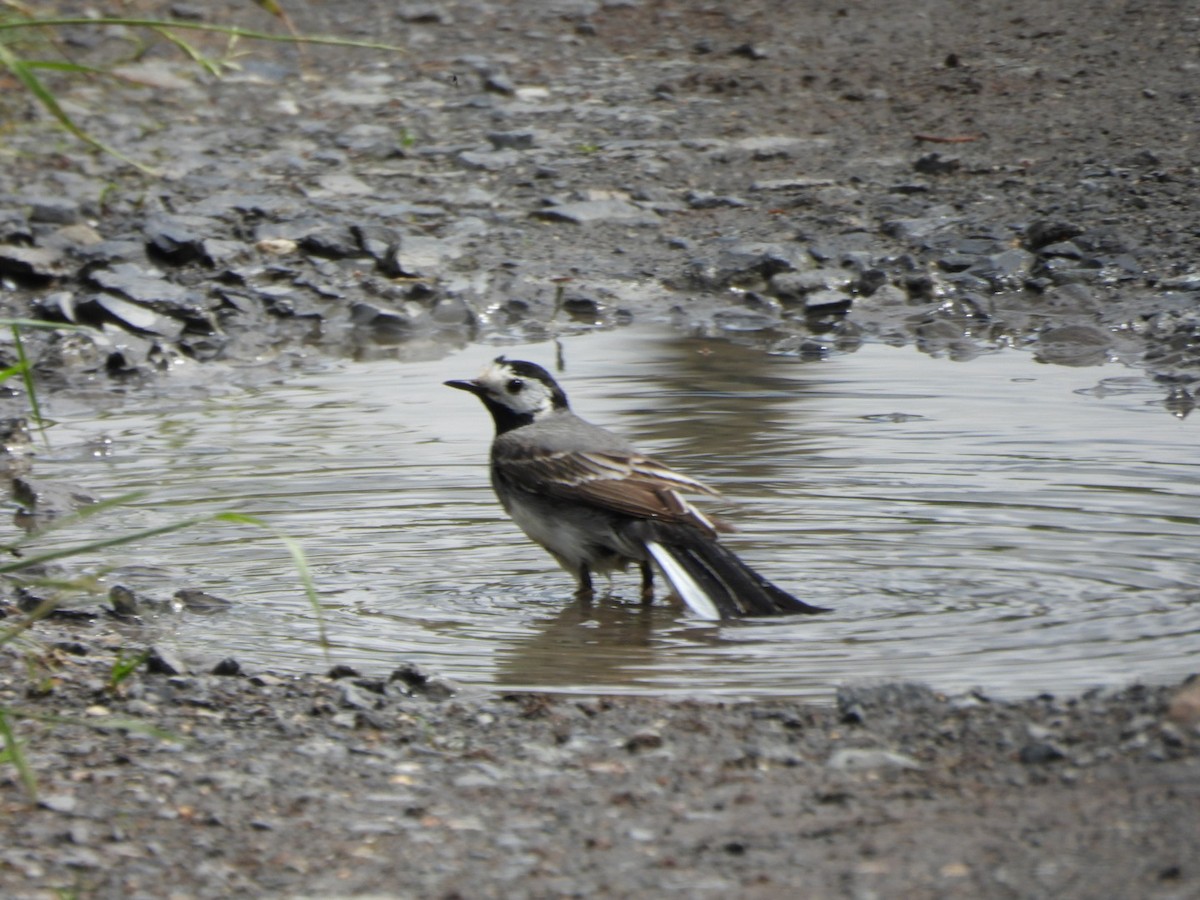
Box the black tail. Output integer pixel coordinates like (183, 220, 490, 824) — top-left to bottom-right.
(643, 529, 829, 620)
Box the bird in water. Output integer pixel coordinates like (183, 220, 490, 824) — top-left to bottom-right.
(446, 357, 829, 620)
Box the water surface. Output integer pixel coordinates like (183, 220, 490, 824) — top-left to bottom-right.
(29, 327, 1200, 700)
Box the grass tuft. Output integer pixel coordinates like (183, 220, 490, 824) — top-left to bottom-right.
(0, 7, 404, 173)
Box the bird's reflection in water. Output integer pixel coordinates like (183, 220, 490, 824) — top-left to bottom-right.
(492, 590, 720, 691)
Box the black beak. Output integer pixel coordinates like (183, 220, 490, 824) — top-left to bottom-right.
(444, 379, 483, 395)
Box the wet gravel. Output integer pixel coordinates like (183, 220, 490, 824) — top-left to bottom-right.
(3, 617, 1199, 899)
(2, 0, 1200, 896)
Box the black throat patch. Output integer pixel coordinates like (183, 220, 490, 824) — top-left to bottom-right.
(479, 395, 538, 434)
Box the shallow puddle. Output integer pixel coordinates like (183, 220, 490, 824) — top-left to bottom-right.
(26, 326, 1200, 700)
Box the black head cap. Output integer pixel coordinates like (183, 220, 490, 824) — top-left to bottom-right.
(446, 356, 570, 433)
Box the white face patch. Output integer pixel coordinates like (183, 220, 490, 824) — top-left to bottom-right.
(472, 359, 560, 418)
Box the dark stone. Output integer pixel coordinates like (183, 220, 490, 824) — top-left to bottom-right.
(299, 226, 362, 260)
(937, 253, 976, 273)
(338, 684, 375, 710)
(0, 208, 31, 242)
(913, 152, 961, 175)
(38, 794, 78, 815)
(52, 641, 89, 656)
(560, 295, 604, 321)
(483, 71, 516, 95)
(532, 200, 660, 227)
(169, 3, 205, 20)
(397, 3, 453, 24)
(146, 647, 186, 676)
(24, 197, 81, 225)
(179, 333, 228, 361)
(390, 663, 432, 690)
(350, 300, 422, 343)
(854, 268, 888, 296)
(352, 678, 389, 695)
(351, 224, 403, 263)
(74, 294, 186, 339)
(972, 248, 1036, 291)
(1026, 220, 1085, 250)
(1037, 240, 1083, 259)
(108, 585, 141, 617)
(174, 589, 233, 613)
(11, 476, 97, 518)
(389, 663, 456, 699)
(1158, 272, 1200, 292)
(681, 242, 806, 291)
(104, 331, 157, 376)
(375, 235, 451, 279)
(625, 732, 664, 753)
(837, 683, 940, 723)
(804, 290, 853, 315)
(1035, 256, 1103, 286)
(770, 268, 852, 302)
(1018, 741, 1066, 765)
(211, 658, 242, 676)
(685, 191, 748, 209)
(145, 216, 215, 266)
(74, 238, 148, 266)
(1162, 386, 1195, 418)
(87, 264, 190, 307)
(32, 290, 79, 323)
(731, 42, 769, 60)
(839, 704, 864, 726)
(0, 244, 66, 281)
(487, 130, 535, 150)
(376, 242, 410, 279)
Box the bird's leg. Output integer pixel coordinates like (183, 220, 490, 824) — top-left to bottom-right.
(575, 565, 594, 601)
(639, 562, 655, 604)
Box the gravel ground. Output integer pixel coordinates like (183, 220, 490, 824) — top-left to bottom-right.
(2, 620, 1199, 900)
(2, 1, 1199, 897)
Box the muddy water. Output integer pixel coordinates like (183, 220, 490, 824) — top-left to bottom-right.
(28, 326, 1200, 700)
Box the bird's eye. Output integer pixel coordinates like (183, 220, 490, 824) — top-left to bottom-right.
(506, 378, 524, 394)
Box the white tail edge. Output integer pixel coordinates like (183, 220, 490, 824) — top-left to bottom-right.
(646, 540, 722, 621)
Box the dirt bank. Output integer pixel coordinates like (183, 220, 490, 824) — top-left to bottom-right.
(3, 617, 1199, 899)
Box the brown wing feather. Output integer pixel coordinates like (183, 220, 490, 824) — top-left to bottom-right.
(497, 447, 730, 532)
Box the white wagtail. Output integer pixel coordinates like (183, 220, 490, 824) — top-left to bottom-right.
(445, 357, 829, 620)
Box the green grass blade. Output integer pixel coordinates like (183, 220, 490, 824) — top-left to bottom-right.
(0, 319, 97, 332)
(10, 324, 45, 437)
(109, 648, 150, 689)
(0, 516, 211, 575)
(3, 490, 152, 555)
(0, 13, 402, 175)
(150, 26, 221, 77)
(253, 0, 289, 18)
(4, 707, 182, 743)
(0, 17, 404, 54)
(0, 359, 29, 384)
(20, 59, 109, 76)
(0, 43, 158, 175)
(0, 709, 38, 799)
(216, 512, 329, 658)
